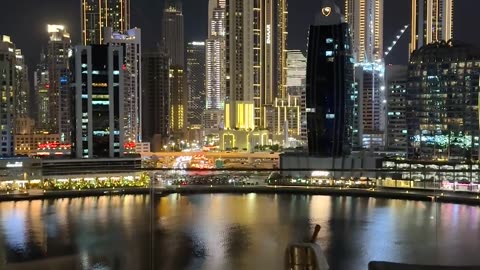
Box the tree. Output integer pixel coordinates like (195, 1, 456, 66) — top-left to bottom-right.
(271, 144, 280, 152)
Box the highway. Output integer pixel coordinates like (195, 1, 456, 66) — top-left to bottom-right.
(141, 151, 280, 160)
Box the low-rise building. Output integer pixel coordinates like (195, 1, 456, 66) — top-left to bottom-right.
(14, 133, 60, 156)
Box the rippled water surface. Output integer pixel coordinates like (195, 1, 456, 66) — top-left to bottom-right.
(1, 194, 480, 270)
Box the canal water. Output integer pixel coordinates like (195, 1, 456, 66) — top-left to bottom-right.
(1, 194, 480, 270)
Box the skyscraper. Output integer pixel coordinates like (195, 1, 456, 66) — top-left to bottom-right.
(205, 0, 226, 130)
(186, 41, 206, 127)
(103, 27, 142, 143)
(163, 0, 187, 140)
(224, 0, 288, 130)
(276, 0, 289, 99)
(306, 0, 354, 157)
(286, 50, 307, 143)
(344, 0, 386, 149)
(355, 64, 386, 149)
(46, 25, 71, 142)
(71, 45, 125, 158)
(169, 68, 186, 136)
(410, 0, 454, 52)
(0, 35, 16, 156)
(142, 49, 170, 151)
(81, 0, 130, 45)
(162, 0, 185, 67)
(386, 65, 408, 153)
(14, 49, 29, 119)
(345, 0, 384, 63)
(208, 0, 226, 38)
(34, 53, 49, 131)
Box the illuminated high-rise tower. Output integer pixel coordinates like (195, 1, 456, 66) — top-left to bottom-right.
(205, 0, 226, 130)
(46, 25, 71, 142)
(410, 0, 453, 52)
(0, 35, 17, 156)
(224, 0, 288, 130)
(345, 0, 384, 63)
(81, 0, 130, 45)
(14, 49, 30, 119)
(186, 42, 206, 127)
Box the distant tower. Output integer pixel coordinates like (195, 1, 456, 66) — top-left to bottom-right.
(162, 0, 185, 67)
(163, 0, 187, 139)
(410, 0, 453, 52)
(345, 0, 383, 63)
(286, 50, 307, 142)
(142, 49, 171, 151)
(34, 53, 50, 131)
(81, 0, 130, 45)
(46, 25, 71, 142)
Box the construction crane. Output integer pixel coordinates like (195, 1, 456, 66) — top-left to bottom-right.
(384, 24, 409, 57)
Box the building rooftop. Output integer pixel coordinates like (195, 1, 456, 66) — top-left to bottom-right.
(410, 40, 480, 62)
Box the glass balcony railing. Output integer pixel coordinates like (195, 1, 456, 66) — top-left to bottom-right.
(1, 168, 480, 269)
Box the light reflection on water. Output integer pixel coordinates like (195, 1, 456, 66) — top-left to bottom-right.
(0, 194, 480, 270)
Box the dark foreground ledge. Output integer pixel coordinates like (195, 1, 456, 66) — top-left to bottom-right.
(369, 261, 480, 270)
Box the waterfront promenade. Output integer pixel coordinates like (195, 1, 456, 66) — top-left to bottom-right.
(1, 185, 480, 205)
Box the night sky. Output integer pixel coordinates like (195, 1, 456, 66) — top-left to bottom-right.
(1, 0, 479, 72)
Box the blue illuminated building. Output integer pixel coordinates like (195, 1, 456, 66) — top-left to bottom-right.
(70, 44, 125, 158)
(305, 0, 355, 157)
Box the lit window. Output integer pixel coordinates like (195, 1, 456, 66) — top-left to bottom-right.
(326, 38, 334, 44)
(326, 114, 335, 119)
(325, 51, 333, 57)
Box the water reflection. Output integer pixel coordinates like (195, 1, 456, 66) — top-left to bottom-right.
(1, 194, 480, 270)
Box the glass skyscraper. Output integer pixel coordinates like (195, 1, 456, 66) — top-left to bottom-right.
(407, 42, 480, 161)
(306, 0, 354, 157)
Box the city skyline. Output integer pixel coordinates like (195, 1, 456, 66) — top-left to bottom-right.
(1, 0, 480, 158)
(3, 0, 480, 72)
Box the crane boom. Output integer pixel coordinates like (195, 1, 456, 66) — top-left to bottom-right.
(384, 25, 409, 57)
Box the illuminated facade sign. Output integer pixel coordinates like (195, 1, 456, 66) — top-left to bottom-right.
(266, 24, 271, 44)
(322, 7, 332, 17)
(6, 162, 23, 168)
